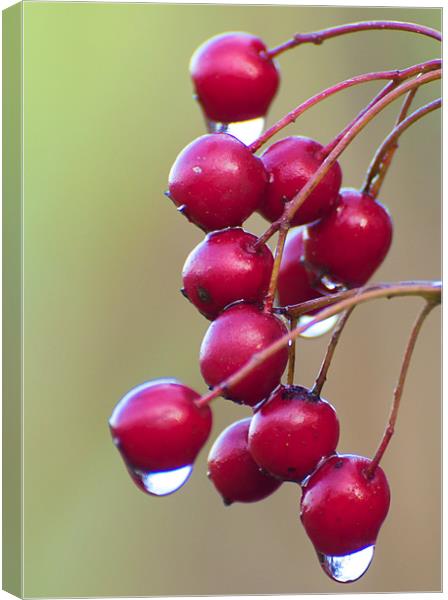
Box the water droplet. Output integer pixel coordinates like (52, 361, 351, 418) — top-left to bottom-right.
(318, 274, 348, 294)
(298, 314, 339, 338)
(206, 117, 265, 146)
(317, 545, 375, 583)
(130, 465, 193, 496)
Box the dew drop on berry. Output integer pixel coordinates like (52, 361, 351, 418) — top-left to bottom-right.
(298, 314, 339, 339)
(206, 117, 265, 146)
(130, 464, 193, 496)
(317, 545, 375, 583)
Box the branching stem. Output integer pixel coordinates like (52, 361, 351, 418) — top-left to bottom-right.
(363, 98, 441, 197)
(311, 307, 355, 396)
(266, 21, 441, 59)
(249, 60, 440, 154)
(256, 69, 441, 246)
(287, 317, 298, 386)
(195, 281, 441, 408)
(263, 225, 288, 312)
(366, 301, 437, 478)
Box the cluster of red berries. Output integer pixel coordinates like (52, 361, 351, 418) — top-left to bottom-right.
(110, 31, 396, 583)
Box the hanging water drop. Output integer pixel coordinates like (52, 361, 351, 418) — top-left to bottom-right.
(317, 545, 375, 583)
(318, 274, 348, 294)
(298, 314, 339, 338)
(206, 117, 265, 146)
(130, 464, 193, 496)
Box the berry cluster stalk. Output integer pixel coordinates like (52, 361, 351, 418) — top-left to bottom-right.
(265, 20, 441, 59)
(366, 300, 437, 477)
(311, 307, 355, 396)
(363, 98, 441, 197)
(249, 59, 440, 154)
(195, 281, 441, 408)
(256, 68, 441, 246)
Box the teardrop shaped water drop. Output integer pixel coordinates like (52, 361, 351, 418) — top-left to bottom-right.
(130, 465, 193, 496)
(318, 274, 349, 294)
(317, 545, 375, 583)
(206, 117, 265, 146)
(298, 314, 339, 338)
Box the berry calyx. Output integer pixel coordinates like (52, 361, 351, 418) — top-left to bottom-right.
(248, 385, 339, 482)
(304, 188, 393, 288)
(300, 454, 390, 556)
(258, 136, 343, 226)
(199, 303, 289, 406)
(208, 418, 282, 504)
(182, 228, 274, 320)
(168, 133, 268, 231)
(278, 227, 323, 308)
(109, 379, 212, 492)
(190, 32, 280, 123)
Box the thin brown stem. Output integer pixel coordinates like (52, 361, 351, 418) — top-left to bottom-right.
(287, 317, 298, 386)
(195, 281, 441, 408)
(256, 69, 440, 244)
(366, 301, 437, 478)
(263, 225, 288, 312)
(266, 21, 441, 59)
(278, 280, 441, 318)
(362, 86, 419, 198)
(321, 79, 399, 158)
(311, 307, 355, 396)
(363, 98, 441, 197)
(249, 60, 440, 154)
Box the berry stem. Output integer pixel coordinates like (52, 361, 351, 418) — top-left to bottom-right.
(263, 225, 288, 312)
(311, 307, 355, 397)
(287, 316, 298, 386)
(363, 97, 441, 198)
(277, 280, 441, 318)
(265, 21, 441, 59)
(366, 301, 437, 478)
(195, 281, 441, 408)
(249, 59, 440, 154)
(256, 68, 441, 245)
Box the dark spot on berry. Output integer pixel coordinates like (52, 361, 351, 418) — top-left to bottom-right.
(334, 460, 344, 469)
(287, 466, 296, 473)
(223, 497, 233, 507)
(197, 286, 212, 304)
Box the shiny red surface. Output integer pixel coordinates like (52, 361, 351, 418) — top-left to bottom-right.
(199, 303, 289, 406)
(190, 32, 280, 123)
(258, 137, 342, 226)
(208, 418, 282, 504)
(249, 385, 339, 482)
(304, 188, 393, 287)
(301, 454, 391, 555)
(182, 228, 274, 320)
(168, 133, 268, 231)
(109, 379, 212, 472)
(277, 227, 323, 307)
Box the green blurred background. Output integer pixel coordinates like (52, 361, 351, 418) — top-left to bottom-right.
(21, 2, 441, 596)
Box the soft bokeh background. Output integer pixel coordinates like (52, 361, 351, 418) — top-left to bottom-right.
(22, 2, 441, 596)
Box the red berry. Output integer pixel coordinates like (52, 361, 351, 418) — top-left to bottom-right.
(258, 137, 342, 226)
(278, 227, 323, 307)
(168, 134, 268, 231)
(199, 303, 289, 406)
(109, 379, 212, 473)
(208, 418, 282, 504)
(248, 385, 339, 482)
(182, 228, 274, 320)
(190, 32, 280, 124)
(304, 189, 393, 288)
(301, 454, 390, 556)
